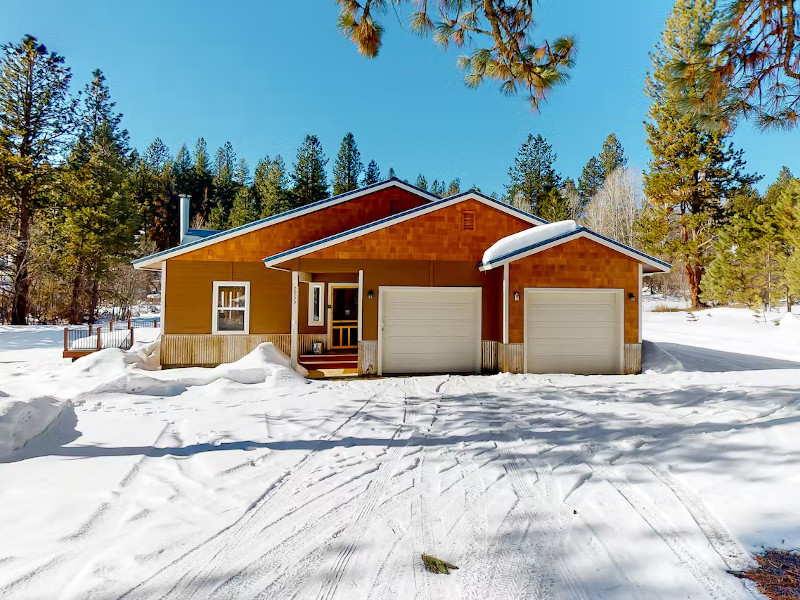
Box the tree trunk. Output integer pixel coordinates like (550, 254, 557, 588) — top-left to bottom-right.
(68, 261, 85, 324)
(10, 205, 30, 325)
(686, 262, 705, 308)
(88, 279, 100, 324)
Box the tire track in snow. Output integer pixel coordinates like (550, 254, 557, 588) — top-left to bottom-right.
(118, 380, 403, 599)
(588, 461, 753, 600)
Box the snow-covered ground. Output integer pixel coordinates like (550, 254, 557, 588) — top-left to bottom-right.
(1, 308, 799, 599)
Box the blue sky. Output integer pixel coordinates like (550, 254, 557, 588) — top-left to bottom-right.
(4, 1, 797, 195)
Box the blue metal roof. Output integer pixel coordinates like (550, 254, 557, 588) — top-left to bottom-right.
(132, 178, 437, 266)
(262, 191, 549, 266)
(479, 226, 671, 270)
(185, 228, 221, 239)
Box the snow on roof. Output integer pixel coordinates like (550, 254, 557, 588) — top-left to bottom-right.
(482, 220, 579, 266)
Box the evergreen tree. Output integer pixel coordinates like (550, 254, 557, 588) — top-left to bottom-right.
(430, 179, 446, 197)
(255, 155, 291, 217)
(638, 0, 759, 307)
(415, 174, 428, 191)
(332, 132, 363, 194)
(227, 186, 259, 228)
(446, 178, 461, 196)
(0, 36, 75, 323)
(504, 134, 562, 219)
(702, 201, 787, 309)
(291, 135, 329, 207)
(133, 138, 178, 249)
(388, 167, 396, 179)
(577, 156, 604, 205)
(778, 180, 800, 303)
(363, 159, 381, 186)
(210, 141, 238, 225)
(192, 137, 214, 221)
(61, 70, 136, 323)
(598, 134, 627, 177)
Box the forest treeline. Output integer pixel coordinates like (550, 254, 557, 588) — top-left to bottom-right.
(3, 0, 800, 326)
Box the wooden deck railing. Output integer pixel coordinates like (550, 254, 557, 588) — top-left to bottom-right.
(62, 317, 159, 361)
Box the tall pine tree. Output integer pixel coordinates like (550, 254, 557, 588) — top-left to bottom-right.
(0, 36, 75, 323)
(363, 159, 381, 186)
(291, 135, 329, 207)
(638, 0, 759, 307)
(332, 132, 363, 195)
(505, 134, 562, 219)
(255, 155, 291, 217)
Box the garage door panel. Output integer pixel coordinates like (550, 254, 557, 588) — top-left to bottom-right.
(381, 288, 480, 374)
(525, 289, 621, 375)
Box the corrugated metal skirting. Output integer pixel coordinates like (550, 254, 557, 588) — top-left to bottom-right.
(624, 343, 642, 374)
(358, 340, 378, 375)
(481, 340, 499, 373)
(498, 343, 524, 374)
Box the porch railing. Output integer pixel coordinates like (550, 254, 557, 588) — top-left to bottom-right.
(62, 318, 156, 360)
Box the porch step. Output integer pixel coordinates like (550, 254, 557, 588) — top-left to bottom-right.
(299, 353, 358, 370)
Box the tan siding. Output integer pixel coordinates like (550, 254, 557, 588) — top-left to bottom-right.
(165, 259, 291, 335)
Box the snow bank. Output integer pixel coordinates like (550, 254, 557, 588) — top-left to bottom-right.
(0, 396, 66, 458)
(214, 342, 309, 383)
(482, 220, 578, 265)
(641, 340, 683, 373)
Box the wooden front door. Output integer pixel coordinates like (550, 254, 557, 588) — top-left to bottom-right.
(329, 285, 358, 349)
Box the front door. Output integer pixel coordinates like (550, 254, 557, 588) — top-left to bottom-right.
(330, 285, 358, 350)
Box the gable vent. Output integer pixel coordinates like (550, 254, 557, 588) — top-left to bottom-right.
(462, 210, 475, 231)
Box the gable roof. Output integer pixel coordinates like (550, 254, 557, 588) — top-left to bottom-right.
(182, 228, 222, 244)
(478, 226, 671, 274)
(262, 190, 548, 267)
(132, 178, 440, 270)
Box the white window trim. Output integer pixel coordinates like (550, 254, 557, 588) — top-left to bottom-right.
(308, 282, 325, 327)
(212, 281, 250, 335)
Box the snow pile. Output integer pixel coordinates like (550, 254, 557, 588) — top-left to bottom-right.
(124, 338, 161, 371)
(214, 342, 309, 383)
(641, 340, 683, 373)
(0, 395, 65, 458)
(482, 220, 578, 265)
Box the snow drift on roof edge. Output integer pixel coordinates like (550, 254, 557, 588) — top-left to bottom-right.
(482, 220, 578, 266)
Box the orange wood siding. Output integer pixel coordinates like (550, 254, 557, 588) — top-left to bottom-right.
(507, 237, 640, 344)
(171, 188, 428, 263)
(299, 199, 532, 263)
(164, 260, 290, 334)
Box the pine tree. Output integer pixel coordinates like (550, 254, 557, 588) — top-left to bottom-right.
(638, 0, 759, 307)
(776, 179, 800, 305)
(388, 167, 396, 179)
(446, 178, 461, 196)
(61, 70, 136, 323)
(192, 137, 214, 221)
(332, 132, 363, 195)
(291, 135, 329, 207)
(227, 186, 259, 228)
(0, 36, 75, 324)
(430, 179, 446, 197)
(210, 141, 238, 224)
(415, 174, 428, 191)
(598, 134, 627, 176)
(133, 138, 178, 249)
(504, 134, 562, 219)
(577, 156, 604, 205)
(363, 159, 381, 186)
(255, 155, 291, 217)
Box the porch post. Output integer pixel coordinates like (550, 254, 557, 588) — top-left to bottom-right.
(159, 261, 166, 335)
(357, 269, 364, 342)
(502, 263, 509, 344)
(290, 270, 299, 368)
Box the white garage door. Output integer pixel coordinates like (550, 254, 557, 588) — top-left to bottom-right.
(379, 287, 481, 375)
(524, 289, 622, 375)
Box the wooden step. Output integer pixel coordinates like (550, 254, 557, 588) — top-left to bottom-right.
(300, 353, 357, 363)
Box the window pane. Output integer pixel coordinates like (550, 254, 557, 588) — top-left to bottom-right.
(217, 285, 246, 308)
(217, 309, 245, 331)
(312, 288, 321, 322)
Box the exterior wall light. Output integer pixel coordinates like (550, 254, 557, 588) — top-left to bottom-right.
(367, 290, 374, 299)
(514, 291, 520, 301)
(628, 293, 636, 302)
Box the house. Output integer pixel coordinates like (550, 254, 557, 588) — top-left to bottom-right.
(132, 178, 669, 376)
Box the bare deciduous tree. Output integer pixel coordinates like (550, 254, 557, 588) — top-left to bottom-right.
(582, 167, 642, 248)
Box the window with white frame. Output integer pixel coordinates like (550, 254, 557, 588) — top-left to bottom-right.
(212, 281, 250, 334)
(308, 282, 325, 326)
